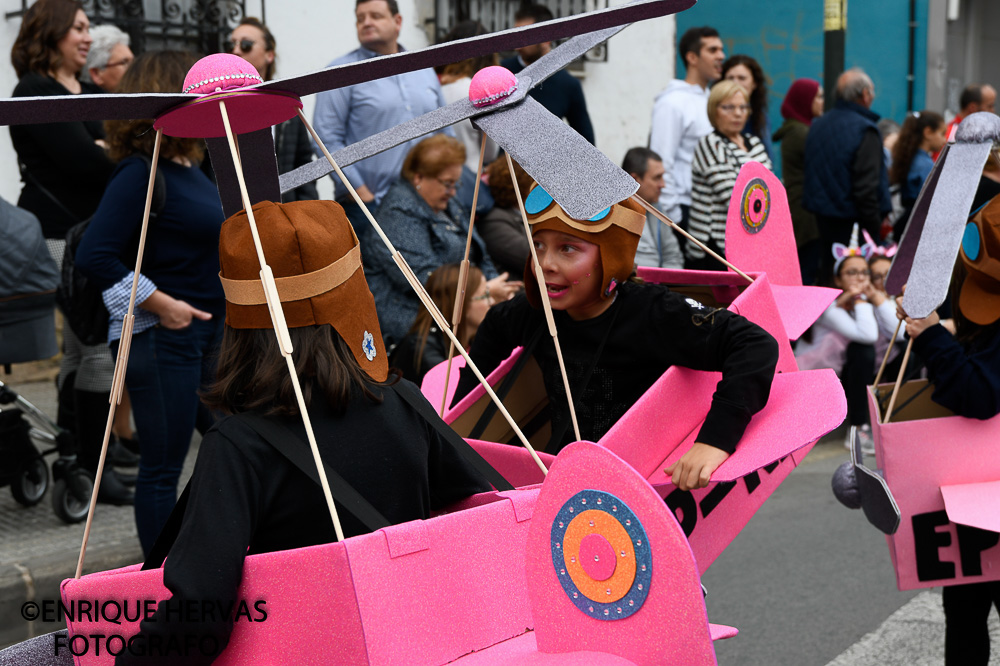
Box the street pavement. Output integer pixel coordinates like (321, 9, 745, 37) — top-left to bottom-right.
(1, 378, 998, 662)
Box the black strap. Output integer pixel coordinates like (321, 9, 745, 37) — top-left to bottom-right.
(143, 414, 392, 571)
(468, 325, 546, 440)
(391, 380, 515, 492)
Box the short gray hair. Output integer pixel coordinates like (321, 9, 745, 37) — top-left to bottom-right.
(81, 25, 131, 82)
(837, 67, 874, 103)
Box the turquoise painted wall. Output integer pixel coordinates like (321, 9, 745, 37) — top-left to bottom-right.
(676, 0, 929, 176)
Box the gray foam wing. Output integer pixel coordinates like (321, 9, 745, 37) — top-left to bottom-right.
(257, 0, 694, 99)
(474, 97, 638, 220)
(278, 12, 647, 196)
(900, 141, 992, 318)
(0, 92, 192, 127)
(279, 76, 533, 194)
(885, 144, 948, 296)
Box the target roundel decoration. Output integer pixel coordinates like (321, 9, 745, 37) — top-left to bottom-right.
(740, 177, 770, 235)
(550, 490, 652, 621)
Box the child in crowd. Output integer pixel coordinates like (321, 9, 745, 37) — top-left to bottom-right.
(794, 225, 879, 452)
(452, 186, 779, 491)
(897, 193, 1000, 666)
(864, 232, 907, 376)
(390, 263, 492, 385)
(891, 110, 947, 240)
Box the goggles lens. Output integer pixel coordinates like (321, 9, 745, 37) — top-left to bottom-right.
(524, 186, 610, 222)
(964, 221, 981, 261)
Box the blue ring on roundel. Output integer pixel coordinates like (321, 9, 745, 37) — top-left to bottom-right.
(550, 489, 652, 621)
(963, 222, 981, 261)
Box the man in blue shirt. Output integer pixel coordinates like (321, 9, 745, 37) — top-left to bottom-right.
(499, 3, 595, 145)
(313, 0, 449, 231)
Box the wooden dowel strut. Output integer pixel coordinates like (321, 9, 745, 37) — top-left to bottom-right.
(76, 130, 164, 579)
(506, 152, 582, 443)
(873, 318, 903, 390)
(441, 134, 489, 416)
(297, 110, 548, 476)
(220, 101, 345, 541)
(631, 194, 753, 283)
(884, 336, 914, 423)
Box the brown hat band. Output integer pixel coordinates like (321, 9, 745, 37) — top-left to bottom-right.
(219, 243, 362, 306)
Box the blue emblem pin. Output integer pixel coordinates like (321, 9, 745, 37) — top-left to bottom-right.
(362, 331, 376, 361)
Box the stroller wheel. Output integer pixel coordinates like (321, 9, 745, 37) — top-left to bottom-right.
(52, 469, 93, 524)
(11, 454, 49, 506)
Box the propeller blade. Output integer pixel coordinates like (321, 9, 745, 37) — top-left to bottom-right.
(474, 98, 637, 220)
(0, 92, 192, 127)
(278, 19, 632, 195)
(257, 0, 694, 98)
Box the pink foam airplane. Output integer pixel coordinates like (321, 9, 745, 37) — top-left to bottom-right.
(61, 442, 738, 665)
(422, 163, 847, 572)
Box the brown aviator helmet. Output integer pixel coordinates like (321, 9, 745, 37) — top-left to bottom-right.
(959, 194, 1000, 326)
(218, 200, 388, 381)
(521, 185, 645, 308)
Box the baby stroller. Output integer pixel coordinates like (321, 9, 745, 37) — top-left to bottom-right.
(0, 198, 93, 523)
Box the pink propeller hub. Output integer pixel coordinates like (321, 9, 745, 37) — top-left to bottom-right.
(469, 66, 518, 108)
(182, 53, 264, 95)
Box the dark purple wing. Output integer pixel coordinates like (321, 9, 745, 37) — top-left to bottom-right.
(257, 0, 694, 98)
(0, 92, 193, 127)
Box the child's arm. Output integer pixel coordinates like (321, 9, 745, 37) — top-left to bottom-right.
(821, 301, 879, 344)
(665, 443, 731, 492)
(910, 320, 1000, 419)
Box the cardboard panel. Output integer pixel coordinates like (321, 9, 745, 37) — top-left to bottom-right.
(346, 492, 535, 666)
(941, 481, 1000, 534)
(868, 383, 1000, 590)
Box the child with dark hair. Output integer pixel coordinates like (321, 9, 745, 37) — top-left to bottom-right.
(453, 187, 779, 492)
(891, 110, 947, 239)
(897, 193, 1000, 666)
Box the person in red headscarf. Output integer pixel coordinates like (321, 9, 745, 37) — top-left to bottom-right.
(773, 78, 824, 285)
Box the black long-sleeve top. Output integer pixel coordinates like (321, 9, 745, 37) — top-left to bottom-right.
(10, 73, 115, 238)
(117, 381, 492, 665)
(453, 282, 779, 453)
(913, 323, 1000, 420)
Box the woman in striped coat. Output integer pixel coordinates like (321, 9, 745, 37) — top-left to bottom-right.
(686, 80, 772, 270)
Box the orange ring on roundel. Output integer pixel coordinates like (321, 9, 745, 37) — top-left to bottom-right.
(563, 510, 636, 603)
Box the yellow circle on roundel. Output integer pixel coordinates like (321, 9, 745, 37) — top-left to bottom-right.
(562, 510, 637, 603)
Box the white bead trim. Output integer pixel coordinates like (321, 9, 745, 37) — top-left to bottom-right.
(183, 72, 263, 94)
(470, 82, 518, 107)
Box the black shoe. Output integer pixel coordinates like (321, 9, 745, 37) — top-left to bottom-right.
(113, 469, 137, 487)
(97, 470, 134, 506)
(109, 439, 140, 467)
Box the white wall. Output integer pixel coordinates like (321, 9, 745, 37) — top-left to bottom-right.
(0, 0, 676, 205)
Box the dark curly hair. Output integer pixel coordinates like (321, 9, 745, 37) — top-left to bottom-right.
(104, 50, 205, 163)
(890, 110, 944, 187)
(11, 0, 84, 78)
(721, 55, 769, 138)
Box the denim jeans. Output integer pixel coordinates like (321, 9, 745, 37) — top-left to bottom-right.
(115, 318, 223, 555)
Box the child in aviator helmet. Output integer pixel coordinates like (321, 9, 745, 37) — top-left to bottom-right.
(453, 185, 780, 491)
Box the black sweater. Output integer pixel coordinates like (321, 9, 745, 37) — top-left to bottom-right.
(454, 282, 779, 453)
(118, 381, 492, 665)
(10, 73, 115, 238)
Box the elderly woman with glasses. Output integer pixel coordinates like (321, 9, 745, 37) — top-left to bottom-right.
(686, 79, 772, 270)
(365, 134, 519, 347)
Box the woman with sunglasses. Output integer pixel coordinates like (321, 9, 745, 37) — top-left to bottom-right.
(452, 186, 779, 492)
(365, 134, 520, 347)
(687, 80, 772, 270)
(228, 17, 317, 202)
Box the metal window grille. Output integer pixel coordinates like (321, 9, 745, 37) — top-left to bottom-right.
(6, 0, 257, 55)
